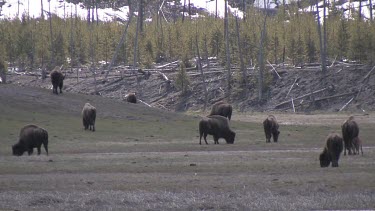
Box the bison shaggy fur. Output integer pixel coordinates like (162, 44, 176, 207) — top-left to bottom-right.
(50, 67, 65, 94)
(12, 125, 49, 156)
(341, 116, 359, 155)
(82, 103, 96, 131)
(199, 115, 235, 145)
(126, 93, 137, 103)
(319, 133, 344, 167)
(263, 115, 280, 143)
(209, 101, 232, 121)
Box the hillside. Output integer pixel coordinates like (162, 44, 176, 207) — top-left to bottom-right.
(6, 60, 375, 113)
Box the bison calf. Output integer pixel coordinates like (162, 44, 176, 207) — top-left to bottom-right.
(199, 115, 235, 145)
(341, 116, 359, 155)
(82, 103, 96, 131)
(12, 125, 49, 156)
(263, 115, 280, 143)
(209, 101, 232, 121)
(319, 133, 343, 167)
(126, 93, 137, 103)
(50, 67, 65, 95)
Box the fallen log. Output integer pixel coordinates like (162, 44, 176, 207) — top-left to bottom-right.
(267, 60, 281, 79)
(275, 87, 330, 109)
(339, 97, 354, 111)
(286, 78, 299, 98)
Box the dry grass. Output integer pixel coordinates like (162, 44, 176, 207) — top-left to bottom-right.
(0, 84, 374, 210)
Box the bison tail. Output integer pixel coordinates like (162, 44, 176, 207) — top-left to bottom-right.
(43, 131, 49, 156)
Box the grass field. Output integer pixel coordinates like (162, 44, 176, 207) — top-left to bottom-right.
(0, 84, 374, 210)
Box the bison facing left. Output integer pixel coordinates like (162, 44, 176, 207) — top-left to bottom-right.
(82, 103, 96, 131)
(319, 133, 343, 167)
(199, 115, 236, 145)
(12, 125, 49, 156)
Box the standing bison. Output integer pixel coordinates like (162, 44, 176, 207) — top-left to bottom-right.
(199, 115, 236, 145)
(82, 103, 96, 131)
(12, 125, 49, 156)
(50, 66, 65, 95)
(341, 116, 359, 155)
(263, 115, 280, 143)
(209, 101, 232, 121)
(319, 133, 344, 167)
(126, 93, 137, 103)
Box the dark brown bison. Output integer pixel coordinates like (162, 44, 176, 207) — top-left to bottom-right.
(12, 125, 49, 156)
(319, 133, 344, 167)
(352, 137, 363, 155)
(50, 66, 65, 94)
(82, 103, 96, 131)
(263, 115, 280, 143)
(126, 93, 137, 103)
(341, 116, 359, 155)
(199, 115, 236, 145)
(209, 101, 232, 121)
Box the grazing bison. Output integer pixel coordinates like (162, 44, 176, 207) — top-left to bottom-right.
(82, 103, 96, 131)
(50, 66, 65, 94)
(199, 115, 236, 145)
(126, 93, 137, 103)
(352, 137, 363, 155)
(263, 115, 280, 143)
(12, 125, 49, 156)
(209, 101, 232, 121)
(341, 116, 359, 155)
(319, 133, 344, 167)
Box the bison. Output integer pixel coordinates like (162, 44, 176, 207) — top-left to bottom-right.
(341, 116, 359, 155)
(50, 66, 65, 95)
(319, 133, 344, 167)
(352, 137, 363, 155)
(12, 125, 49, 156)
(126, 93, 137, 103)
(209, 101, 232, 121)
(263, 115, 280, 143)
(199, 115, 236, 145)
(82, 103, 96, 131)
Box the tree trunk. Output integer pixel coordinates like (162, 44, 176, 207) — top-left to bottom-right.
(133, 1, 141, 87)
(182, 0, 186, 22)
(139, 0, 144, 32)
(104, 1, 134, 79)
(215, 0, 218, 19)
(370, 0, 373, 21)
(316, 0, 327, 72)
(41, 0, 44, 19)
(323, 0, 327, 65)
(224, 0, 231, 100)
(188, 0, 191, 19)
(48, 0, 54, 68)
(235, 15, 248, 92)
(258, 0, 268, 100)
(196, 34, 208, 111)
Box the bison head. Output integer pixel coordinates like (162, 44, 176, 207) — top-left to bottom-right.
(12, 143, 25, 156)
(273, 130, 280, 142)
(319, 150, 331, 167)
(225, 131, 236, 144)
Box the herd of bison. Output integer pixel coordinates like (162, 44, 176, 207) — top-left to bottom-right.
(11, 69, 364, 169)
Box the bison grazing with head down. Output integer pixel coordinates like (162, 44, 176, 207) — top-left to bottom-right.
(209, 101, 232, 121)
(263, 115, 280, 143)
(82, 103, 96, 131)
(341, 116, 359, 155)
(319, 133, 344, 167)
(12, 125, 49, 156)
(50, 66, 65, 95)
(199, 115, 236, 145)
(126, 93, 137, 103)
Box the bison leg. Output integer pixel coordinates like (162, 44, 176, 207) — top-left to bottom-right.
(28, 148, 34, 155)
(92, 125, 95, 132)
(37, 147, 41, 155)
(43, 143, 49, 156)
(213, 136, 219, 144)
